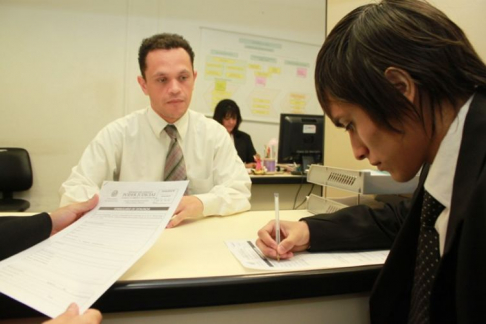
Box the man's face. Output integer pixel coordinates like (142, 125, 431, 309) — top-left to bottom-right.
(138, 48, 197, 123)
(327, 98, 430, 182)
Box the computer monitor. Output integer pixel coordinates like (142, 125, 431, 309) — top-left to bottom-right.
(277, 113, 324, 172)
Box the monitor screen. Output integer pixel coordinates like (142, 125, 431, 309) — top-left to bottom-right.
(277, 113, 324, 172)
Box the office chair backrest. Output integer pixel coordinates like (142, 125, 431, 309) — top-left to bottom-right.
(0, 148, 33, 212)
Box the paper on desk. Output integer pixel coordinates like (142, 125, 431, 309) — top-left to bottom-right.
(226, 240, 388, 271)
(0, 180, 187, 318)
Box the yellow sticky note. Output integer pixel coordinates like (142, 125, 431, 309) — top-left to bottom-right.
(215, 79, 226, 92)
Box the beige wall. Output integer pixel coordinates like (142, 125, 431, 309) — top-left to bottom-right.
(324, 0, 486, 172)
(0, 0, 326, 212)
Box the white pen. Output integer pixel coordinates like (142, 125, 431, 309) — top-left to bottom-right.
(274, 192, 280, 261)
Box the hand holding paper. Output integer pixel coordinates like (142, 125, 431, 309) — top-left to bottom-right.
(0, 181, 187, 319)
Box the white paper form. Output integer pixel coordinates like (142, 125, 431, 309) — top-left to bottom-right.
(0, 180, 187, 318)
(226, 240, 388, 271)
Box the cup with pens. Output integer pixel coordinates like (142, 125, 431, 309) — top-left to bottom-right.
(263, 144, 277, 173)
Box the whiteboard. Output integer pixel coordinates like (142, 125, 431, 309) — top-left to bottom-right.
(195, 28, 323, 123)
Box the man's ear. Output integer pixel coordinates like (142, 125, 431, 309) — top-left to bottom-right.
(384, 67, 415, 102)
(137, 75, 149, 95)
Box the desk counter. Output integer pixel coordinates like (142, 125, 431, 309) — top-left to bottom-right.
(250, 172, 308, 185)
(0, 210, 381, 323)
(250, 174, 322, 210)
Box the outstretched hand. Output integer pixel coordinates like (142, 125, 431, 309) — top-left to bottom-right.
(49, 195, 99, 236)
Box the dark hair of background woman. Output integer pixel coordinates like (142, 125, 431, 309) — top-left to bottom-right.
(213, 99, 242, 133)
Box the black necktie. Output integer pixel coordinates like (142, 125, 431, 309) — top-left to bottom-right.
(408, 190, 445, 324)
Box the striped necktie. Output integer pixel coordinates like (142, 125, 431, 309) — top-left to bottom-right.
(163, 124, 187, 181)
(408, 190, 445, 324)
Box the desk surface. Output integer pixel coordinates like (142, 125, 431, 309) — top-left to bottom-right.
(1, 210, 381, 319)
(121, 209, 311, 280)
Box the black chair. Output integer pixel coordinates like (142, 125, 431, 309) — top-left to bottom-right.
(0, 148, 33, 212)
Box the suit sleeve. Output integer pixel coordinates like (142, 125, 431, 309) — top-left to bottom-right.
(0, 213, 52, 261)
(456, 164, 486, 323)
(303, 199, 411, 252)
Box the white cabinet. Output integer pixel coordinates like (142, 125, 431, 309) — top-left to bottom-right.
(305, 165, 419, 214)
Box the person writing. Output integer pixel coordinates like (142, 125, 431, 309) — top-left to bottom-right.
(0, 197, 102, 323)
(257, 0, 486, 323)
(59, 33, 251, 228)
(213, 99, 258, 168)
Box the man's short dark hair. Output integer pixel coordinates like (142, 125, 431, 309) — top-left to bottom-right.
(138, 33, 195, 79)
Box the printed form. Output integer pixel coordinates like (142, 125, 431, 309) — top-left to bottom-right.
(0, 180, 188, 318)
(226, 240, 388, 271)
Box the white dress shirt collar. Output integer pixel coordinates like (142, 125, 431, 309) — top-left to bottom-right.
(147, 107, 190, 141)
(425, 94, 474, 209)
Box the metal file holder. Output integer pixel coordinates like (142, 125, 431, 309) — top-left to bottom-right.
(306, 165, 419, 214)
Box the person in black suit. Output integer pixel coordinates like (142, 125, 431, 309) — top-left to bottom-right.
(0, 196, 102, 324)
(256, 0, 486, 323)
(213, 99, 258, 167)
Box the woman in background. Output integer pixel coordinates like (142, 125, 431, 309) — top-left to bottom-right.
(213, 99, 258, 167)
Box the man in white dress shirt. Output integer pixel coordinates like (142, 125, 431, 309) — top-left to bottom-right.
(59, 33, 251, 228)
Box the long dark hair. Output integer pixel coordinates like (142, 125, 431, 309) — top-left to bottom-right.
(315, 0, 486, 134)
(213, 99, 243, 133)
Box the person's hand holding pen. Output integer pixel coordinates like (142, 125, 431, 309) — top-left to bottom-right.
(274, 193, 280, 261)
(256, 220, 311, 260)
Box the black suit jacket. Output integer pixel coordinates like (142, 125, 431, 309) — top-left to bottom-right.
(233, 130, 257, 163)
(0, 213, 51, 261)
(304, 88, 486, 323)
